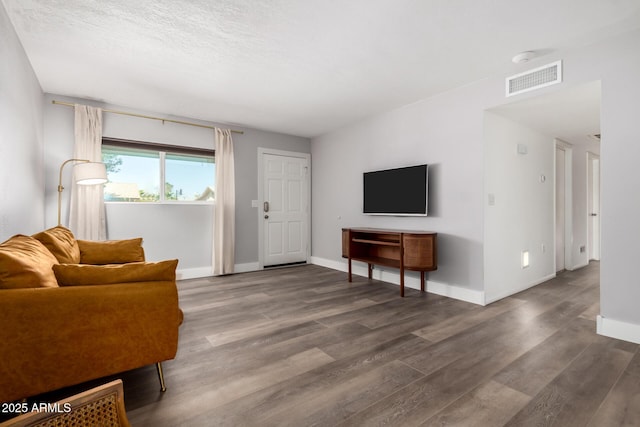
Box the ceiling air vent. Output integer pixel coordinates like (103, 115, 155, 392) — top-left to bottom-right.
(506, 60, 562, 97)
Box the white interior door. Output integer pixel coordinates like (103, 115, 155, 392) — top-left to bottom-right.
(588, 153, 601, 261)
(556, 147, 566, 272)
(260, 151, 310, 267)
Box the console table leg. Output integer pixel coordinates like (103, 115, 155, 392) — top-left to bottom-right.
(368, 264, 373, 279)
(421, 271, 425, 293)
(400, 270, 405, 297)
(348, 258, 352, 282)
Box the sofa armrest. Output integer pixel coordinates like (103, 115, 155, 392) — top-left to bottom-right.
(77, 238, 145, 264)
(0, 281, 183, 403)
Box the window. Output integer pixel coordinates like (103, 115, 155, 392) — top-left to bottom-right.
(102, 139, 215, 203)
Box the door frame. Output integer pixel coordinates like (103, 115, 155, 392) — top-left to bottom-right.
(257, 148, 311, 269)
(587, 151, 601, 261)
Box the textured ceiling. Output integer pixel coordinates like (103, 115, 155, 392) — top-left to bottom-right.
(3, 0, 640, 137)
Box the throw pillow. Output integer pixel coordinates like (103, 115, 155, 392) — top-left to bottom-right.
(53, 259, 178, 286)
(77, 238, 145, 264)
(32, 226, 81, 264)
(0, 235, 60, 289)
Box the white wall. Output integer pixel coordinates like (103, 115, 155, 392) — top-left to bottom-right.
(0, 3, 44, 240)
(43, 94, 310, 276)
(483, 112, 555, 303)
(598, 30, 640, 340)
(311, 82, 495, 304)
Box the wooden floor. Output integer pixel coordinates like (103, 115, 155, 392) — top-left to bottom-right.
(15, 262, 640, 426)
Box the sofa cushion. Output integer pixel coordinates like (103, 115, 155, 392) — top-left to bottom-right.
(53, 259, 178, 286)
(77, 238, 145, 264)
(0, 235, 60, 289)
(32, 226, 81, 264)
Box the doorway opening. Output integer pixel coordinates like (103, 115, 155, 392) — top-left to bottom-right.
(555, 140, 573, 272)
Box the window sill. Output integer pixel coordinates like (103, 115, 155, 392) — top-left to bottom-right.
(105, 201, 215, 206)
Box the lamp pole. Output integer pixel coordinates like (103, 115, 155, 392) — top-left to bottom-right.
(57, 159, 89, 226)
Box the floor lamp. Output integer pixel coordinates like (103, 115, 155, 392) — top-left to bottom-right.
(58, 159, 108, 226)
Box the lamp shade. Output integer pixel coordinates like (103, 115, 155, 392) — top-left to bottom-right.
(74, 162, 107, 185)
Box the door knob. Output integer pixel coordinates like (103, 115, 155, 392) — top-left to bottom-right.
(264, 214, 269, 219)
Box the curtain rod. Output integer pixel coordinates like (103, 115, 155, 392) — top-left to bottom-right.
(51, 100, 244, 134)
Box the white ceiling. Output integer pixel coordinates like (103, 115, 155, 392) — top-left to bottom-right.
(490, 81, 602, 146)
(3, 0, 640, 138)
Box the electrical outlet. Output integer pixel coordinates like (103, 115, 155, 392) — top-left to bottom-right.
(580, 246, 586, 253)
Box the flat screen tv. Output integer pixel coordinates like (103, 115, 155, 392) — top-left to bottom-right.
(363, 164, 429, 216)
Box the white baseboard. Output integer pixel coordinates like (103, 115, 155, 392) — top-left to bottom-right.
(310, 256, 346, 271)
(597, 315, 640, 344)
(310, 256, 485, 306)
(176, 267, 212, 280)
(177, 262, 260, 280)
(484, 273, 556, 305)
(234, 262, 260, 274)
(567, 261, 589, 271)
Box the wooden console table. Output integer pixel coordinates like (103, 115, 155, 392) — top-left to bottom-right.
(342, 228, 437, 297)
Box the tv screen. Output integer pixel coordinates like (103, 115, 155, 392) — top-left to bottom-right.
(363, 164, 428, 216)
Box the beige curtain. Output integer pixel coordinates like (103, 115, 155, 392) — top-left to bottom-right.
(69, 104, 106, 240)
(213, 128, 235, 275)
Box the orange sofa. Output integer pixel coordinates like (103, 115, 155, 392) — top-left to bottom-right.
(0, 226, 183, 403)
